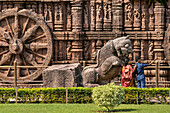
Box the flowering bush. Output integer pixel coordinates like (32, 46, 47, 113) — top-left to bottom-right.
(92, 83, 125, 111)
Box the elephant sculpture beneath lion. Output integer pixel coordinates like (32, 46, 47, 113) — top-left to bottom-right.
(82, 36, 133, 87)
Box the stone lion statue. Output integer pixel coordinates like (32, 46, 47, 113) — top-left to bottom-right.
(82, 36, 133, 87)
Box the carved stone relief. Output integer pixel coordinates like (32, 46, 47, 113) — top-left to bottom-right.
(54, 3, 64, 31)
(71, 1, 82, 32)
(0, 8, 52, 82)
(141, 40, 144, 60)
(84, 41, 90, 60)
(103, 1, 112, 31)
(154, 3, 165, 31)
(149, 6, 154, 30)
(133, 0, 141, 30)
(90, 0, 96, 31)
(2, 2, 13, 11)
(38, 3, 43, 17)
(91, 40, 96, 60)
(96, 2, 103, 31)
(141, 0, 147, 30)
(67, 3, 72, 31)
(26, 3, 37, 12)
(148, 41, 154, 60)
(67, 41, 72, 60)
(124, 0, 133, 30)
(133, 38, 141, 60)
(83, 2, 89, 30)
(0, 1, 169, 87)
(112, 0, 123, 32)
(44, 3, 53, 22)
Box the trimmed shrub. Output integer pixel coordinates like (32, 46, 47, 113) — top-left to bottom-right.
(92, 83, 125, 111)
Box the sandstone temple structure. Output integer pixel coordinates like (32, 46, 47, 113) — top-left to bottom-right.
(0, 0, 169, 87)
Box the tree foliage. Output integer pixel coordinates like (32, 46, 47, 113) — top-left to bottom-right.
(92, 83, 125, 111)
(147, 0, 168, 8)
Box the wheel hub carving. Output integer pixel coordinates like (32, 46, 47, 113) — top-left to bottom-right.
(0, 8, 53, 82)
(9, 39, 23, 54)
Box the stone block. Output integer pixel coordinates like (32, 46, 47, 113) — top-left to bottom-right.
(42, 63, 82, 87)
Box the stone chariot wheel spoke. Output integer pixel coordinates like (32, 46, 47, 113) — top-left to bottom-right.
(0, 50, 9, 56)
(0, 52, 12, 65)
(14, 14, 19, 39)
(0, 8, 53, 82)
(5, 18, 14, 38)
(22, 24, 39, 42)
(22, 18, 30, 36)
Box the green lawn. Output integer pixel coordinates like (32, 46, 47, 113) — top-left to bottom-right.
(0, 104, 169, 113)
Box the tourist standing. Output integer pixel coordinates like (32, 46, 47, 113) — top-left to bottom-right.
(121, 58, 134, 87)
(134, 56, 156, 88)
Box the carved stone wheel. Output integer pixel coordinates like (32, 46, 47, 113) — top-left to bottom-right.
(0, 8, 53, 82)
(164, 24, 170, 65)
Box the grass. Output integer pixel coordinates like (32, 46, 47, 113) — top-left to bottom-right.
(0, 104, 169, 113)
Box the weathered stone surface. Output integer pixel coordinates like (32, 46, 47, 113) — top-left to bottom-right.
(0, 1, 169, 88)
(0, 8, 53, 82)
(42, 63, 82, 87)
(82, 36, 133, 87)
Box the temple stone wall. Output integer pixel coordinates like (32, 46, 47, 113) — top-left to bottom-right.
(0, 0, 169, 87)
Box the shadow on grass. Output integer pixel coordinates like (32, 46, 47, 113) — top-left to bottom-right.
(93, 108, 137, 112)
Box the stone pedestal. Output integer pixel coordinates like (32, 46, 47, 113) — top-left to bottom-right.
(42, 63, 82, 87)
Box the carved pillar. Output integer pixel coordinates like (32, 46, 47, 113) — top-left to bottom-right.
(141, 40, 144, 60)
(112, 0, 123, 32)
(44, 3, 53, 29)
(96, 40, 103, 51)
(149, 5, 154, 30)
(133, 0, 141, 30)
(91, 40, 96, 60)
(124, 0, 133, 30)
(38, 3, 43, 17)
(103, 40, 107, 45)
(26, 3, 37, 12)
(67, 3, 72, 31)
(7, 3, 13, 9)
(96, 0, 103, 31)
(2, 2, 13, 11)
(55, 41, 58, 61)
(71, 0, 83, 62)
(141, 0, 148, 31)
(166, 1, 170, 29)
(54, 3, 64, 31)
(71, 0, 83, 32)
(90, 0, 96, 31)
(154, 32, 164, 60)
(71, 41, 83, 62)
(14, 2, 24, 9)
(83, 2, 90, 30)
(133, 35, 141, 60)
(103, 0, 112, 31)
(58, 41, 64, 61)
(32, 3, 37, 12)
(148, 40, 154, 60)
(154, 3, 165, 31)
(84, 41, 90, 60)
(0, 3, 1, 12)
(67, 41, 72, 60)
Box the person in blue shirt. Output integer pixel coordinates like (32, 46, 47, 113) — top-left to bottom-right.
(134, 56, 156, 88)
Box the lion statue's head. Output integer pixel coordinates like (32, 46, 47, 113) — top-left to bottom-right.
(112, 35, 133, 60)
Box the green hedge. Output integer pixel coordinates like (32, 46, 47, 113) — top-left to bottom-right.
(0, 87, 169, 104)
(0, 87, 93, 103)
(123, 87, 170, 104)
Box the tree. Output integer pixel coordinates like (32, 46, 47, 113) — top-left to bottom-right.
(92, 83, 125, 112)
(147, 0, 168, 8)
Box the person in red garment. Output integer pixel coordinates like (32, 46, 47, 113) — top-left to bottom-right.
(121, 58, 134, 87)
